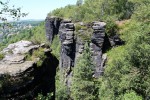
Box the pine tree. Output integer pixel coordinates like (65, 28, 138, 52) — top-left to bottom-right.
(71, 43, 95, 100)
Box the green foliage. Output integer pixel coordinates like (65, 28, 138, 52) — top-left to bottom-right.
(56, 83, 69, 100)
(30, 22, 46, 44)
(71, 43, 96, 100)
(49, 5, 76, 19)
(105, 19, 119, 37)
(36, 93, 53, 100)
(49, 0, 138, 22)
(49, 0, 149, 22)
(131, 0, 150, 22)
(55, 70, 70, 100)
(0, 53, 4, 60)
(26, 47, 46, 67)
(50, 35, 61, 59)
(32, 47, 46, 67)
(75, 23, 93, 42)
(98, 20, 150, 99)
(75, 24, 87, 31)
(0, 22, 45, 51)
(0, 0, 27, 22)
(122, 91, 142, 100)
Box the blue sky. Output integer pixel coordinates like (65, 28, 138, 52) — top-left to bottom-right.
(8, 0, 76, 20)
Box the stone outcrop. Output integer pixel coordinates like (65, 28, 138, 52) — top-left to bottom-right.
(45, 16, 62, 43)
(0, 33, 3, 42)
(109, 34, 125, 46)
(75, 36, 85, 61)
(59, 20, 75, 86)
(90, 22, 107, 78)
(45, 17, 124, 84)
(0, 40, 58, 99)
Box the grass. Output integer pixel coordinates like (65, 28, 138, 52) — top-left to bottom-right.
(26, 47, 46, 67)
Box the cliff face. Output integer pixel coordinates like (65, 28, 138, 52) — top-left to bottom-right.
(0, 40, 58, 99)
(59, 20, 76, 86)
(45, 17, 62, 43)
(45, 17, 111, 84)
(91, 22, 107, 77)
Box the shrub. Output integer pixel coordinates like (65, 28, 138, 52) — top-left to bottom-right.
(71, 43, 96, 100)
(0, 53, 4, 60)
(50, 35, 61, 59)
(105, 19, 119, 37)
(25, 47, 46, 67)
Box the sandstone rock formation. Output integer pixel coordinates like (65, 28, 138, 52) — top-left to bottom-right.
(0, 40, 58, 99)
(45, 17, 124, 85)
(90, 22, 107, 77)
(59, 20, 75, 86)
(45, 16, 62, 43)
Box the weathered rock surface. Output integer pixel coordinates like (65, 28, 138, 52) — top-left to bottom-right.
(45, 17, 123, 85)
(59, 20, 75, 86)
(91, 22, 107, 78)
(45, 16, 62, 43)
(0, 40, 59, 99)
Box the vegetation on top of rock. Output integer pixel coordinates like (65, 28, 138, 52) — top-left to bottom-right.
(26, 47, 46, 67)
(75, 23, 93, 42)
(0, 53, 4, 60)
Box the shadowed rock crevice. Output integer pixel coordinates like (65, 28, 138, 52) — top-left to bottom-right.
(45, 16, 62, 43)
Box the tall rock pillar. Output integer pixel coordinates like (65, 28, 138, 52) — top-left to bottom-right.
(91, 22, 107, 78)
(59, 20, 75, 86)
(45, 16, 62, 43)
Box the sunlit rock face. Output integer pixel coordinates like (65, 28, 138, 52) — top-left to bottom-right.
(45, 16, 62, 43)
(45, 17, 124, 85)
(0, 40, 59, 99)
(90, 22, 107, 77)
(59, 19, 76, 86)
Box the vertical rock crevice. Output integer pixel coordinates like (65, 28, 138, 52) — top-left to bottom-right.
(45, 16, 62, 43)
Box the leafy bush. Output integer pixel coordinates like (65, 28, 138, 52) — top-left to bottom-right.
(105, 19, 119, 37)
(50, 35, 61, 59)
(122, 91, 142, 100)
(71, 43, 96, 100)
(98, 20, 150, 99)
(36, 93, 53, 100)
(0, 53, 4, 60)
(26, 47, 46, 67)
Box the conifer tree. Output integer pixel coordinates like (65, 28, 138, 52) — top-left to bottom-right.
(71, 43, 95, 100)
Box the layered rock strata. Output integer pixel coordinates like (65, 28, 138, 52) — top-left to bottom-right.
(45, 16, 62, 43)
(90, 22, 107, 78)
(0, 40, 58, 99)
(59, 20, 75, 86)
